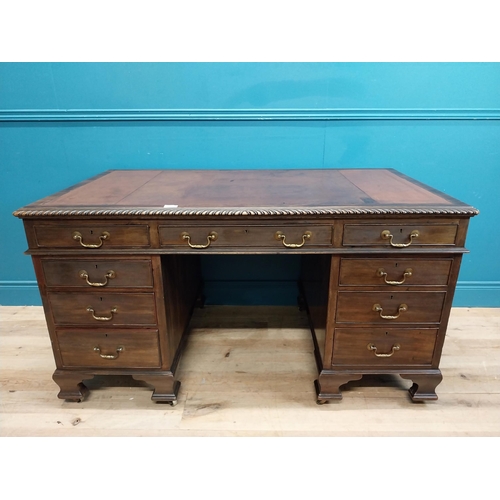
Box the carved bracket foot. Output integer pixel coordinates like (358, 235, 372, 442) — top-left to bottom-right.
(400, 371, 443, 401)
(131, 374, 180, 405)
(53, 370, 94, 402)
(315, 373, 364, 403)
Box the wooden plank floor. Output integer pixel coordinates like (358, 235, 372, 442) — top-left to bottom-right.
(1, 305, 499, 436)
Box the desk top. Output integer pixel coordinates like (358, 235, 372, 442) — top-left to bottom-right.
(14, 169, 478, 217)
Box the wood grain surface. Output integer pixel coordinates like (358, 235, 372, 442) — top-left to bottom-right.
(1, 305, 498, 437)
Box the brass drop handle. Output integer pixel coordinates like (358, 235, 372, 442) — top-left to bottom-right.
(275, 231, 312, 248)
(381, 229, 419, 248)
(373, 303, 408, 320)
(72, 231, 110, 248)
(367, 343, 400, 358)
(377, 268, 413, 285)
(181, 231, 218, 249)
(79, 270, 116, 287)
(94, 345, 124, 360)
(87, 306, 117, 321)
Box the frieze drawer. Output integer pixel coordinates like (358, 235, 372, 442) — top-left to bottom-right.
(33, 224, 151, 249)
(342, 223, 458, 247)
(159, 225, 333, 249)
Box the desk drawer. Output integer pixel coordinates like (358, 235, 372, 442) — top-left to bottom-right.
(342, 223, 458, 247)
(332, 328, 438, 366)
(336, 291, 446, 324)
(33, 224, 150, 249)
(339, 258, 452, 286)
(159, 225, 333, 249)
(56, 328, 161, 368)
(42, 259, 154, 289)
(48, 292, 157, 326)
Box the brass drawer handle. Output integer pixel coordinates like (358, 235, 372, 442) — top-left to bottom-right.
(275, 231, 312, 248)
(376, 268, 413, 285)
(373, 303, 408, 320)
(72, 231, 110, 248)
(381, 229, 419, 247)
(367, 343, 400, 358)
(79, 270, 116, 287)
(181, 231, 218, 249)
(87, 306, 117, 321)
(94, 345, 124, 360)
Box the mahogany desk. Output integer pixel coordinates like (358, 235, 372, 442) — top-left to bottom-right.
(14, 169, 478, 405)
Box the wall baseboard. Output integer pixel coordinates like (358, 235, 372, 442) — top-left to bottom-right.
(1, 108, 500, 122)
(1, 280, 498, 307)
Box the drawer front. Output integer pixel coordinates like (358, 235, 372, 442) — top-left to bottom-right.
(42, 259, 154, 289)
(33, 224, 150, 249)
(332, 328, 438, 366)
(159, 225, 333, 249)
(336, 291, 446, 324)
(339, 258, 452, 286)
(48, 292, 157, 326)
(343, 223, 458, 247)
(56, 329, 161, 368)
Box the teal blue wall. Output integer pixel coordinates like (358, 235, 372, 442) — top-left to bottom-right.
(1, 63, 499, 306)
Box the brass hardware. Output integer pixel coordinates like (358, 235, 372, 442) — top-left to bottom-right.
(275, 230, 312, 248)
(79, 270, 116, 287)
(87, 306, 117, 321)
(381, 229, 419, 247)
(367, 343, 400, 357)
(372, 303, 408, 320)
(72, 231, 110, 248)
(94, 345, 124, 360)
(376, 267, 413, 285)
(181, 231, 218, 249)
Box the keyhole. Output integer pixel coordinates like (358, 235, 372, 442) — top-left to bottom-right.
(105, 333, 108, 338)
(390, 295, 393, 300)
(95, 264, 98, 269)
(395, 262, 398, 267)
(90, 230, 94, 235)
(100, 297, 103, 301)
(399, 228, 403, 233)
(385, 331, 389, 336)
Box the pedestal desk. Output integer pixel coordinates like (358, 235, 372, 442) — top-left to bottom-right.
(14, 169, 478, 405)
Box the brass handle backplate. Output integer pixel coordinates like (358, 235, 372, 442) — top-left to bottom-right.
(373, 303, 408, 320)
(94, 345, 124, 360)
(381, 229, 419, 248)
(87, 306, 117, 321)
(72, 231, 110, 248)
(275, 231, 312, 248)
(181, 231, 218, 249)
(367, 343, 400, 358)
(376, 268, 413, 285)
(79, 270, 116, 287)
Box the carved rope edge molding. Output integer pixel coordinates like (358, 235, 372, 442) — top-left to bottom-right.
(13, 207, 480, 217)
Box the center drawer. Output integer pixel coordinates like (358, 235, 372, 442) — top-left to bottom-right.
(48, 292, 157, 326)
(336, 291, 446, 324)
(158, 225, 333, 249)
(56, 328, 161, 368)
